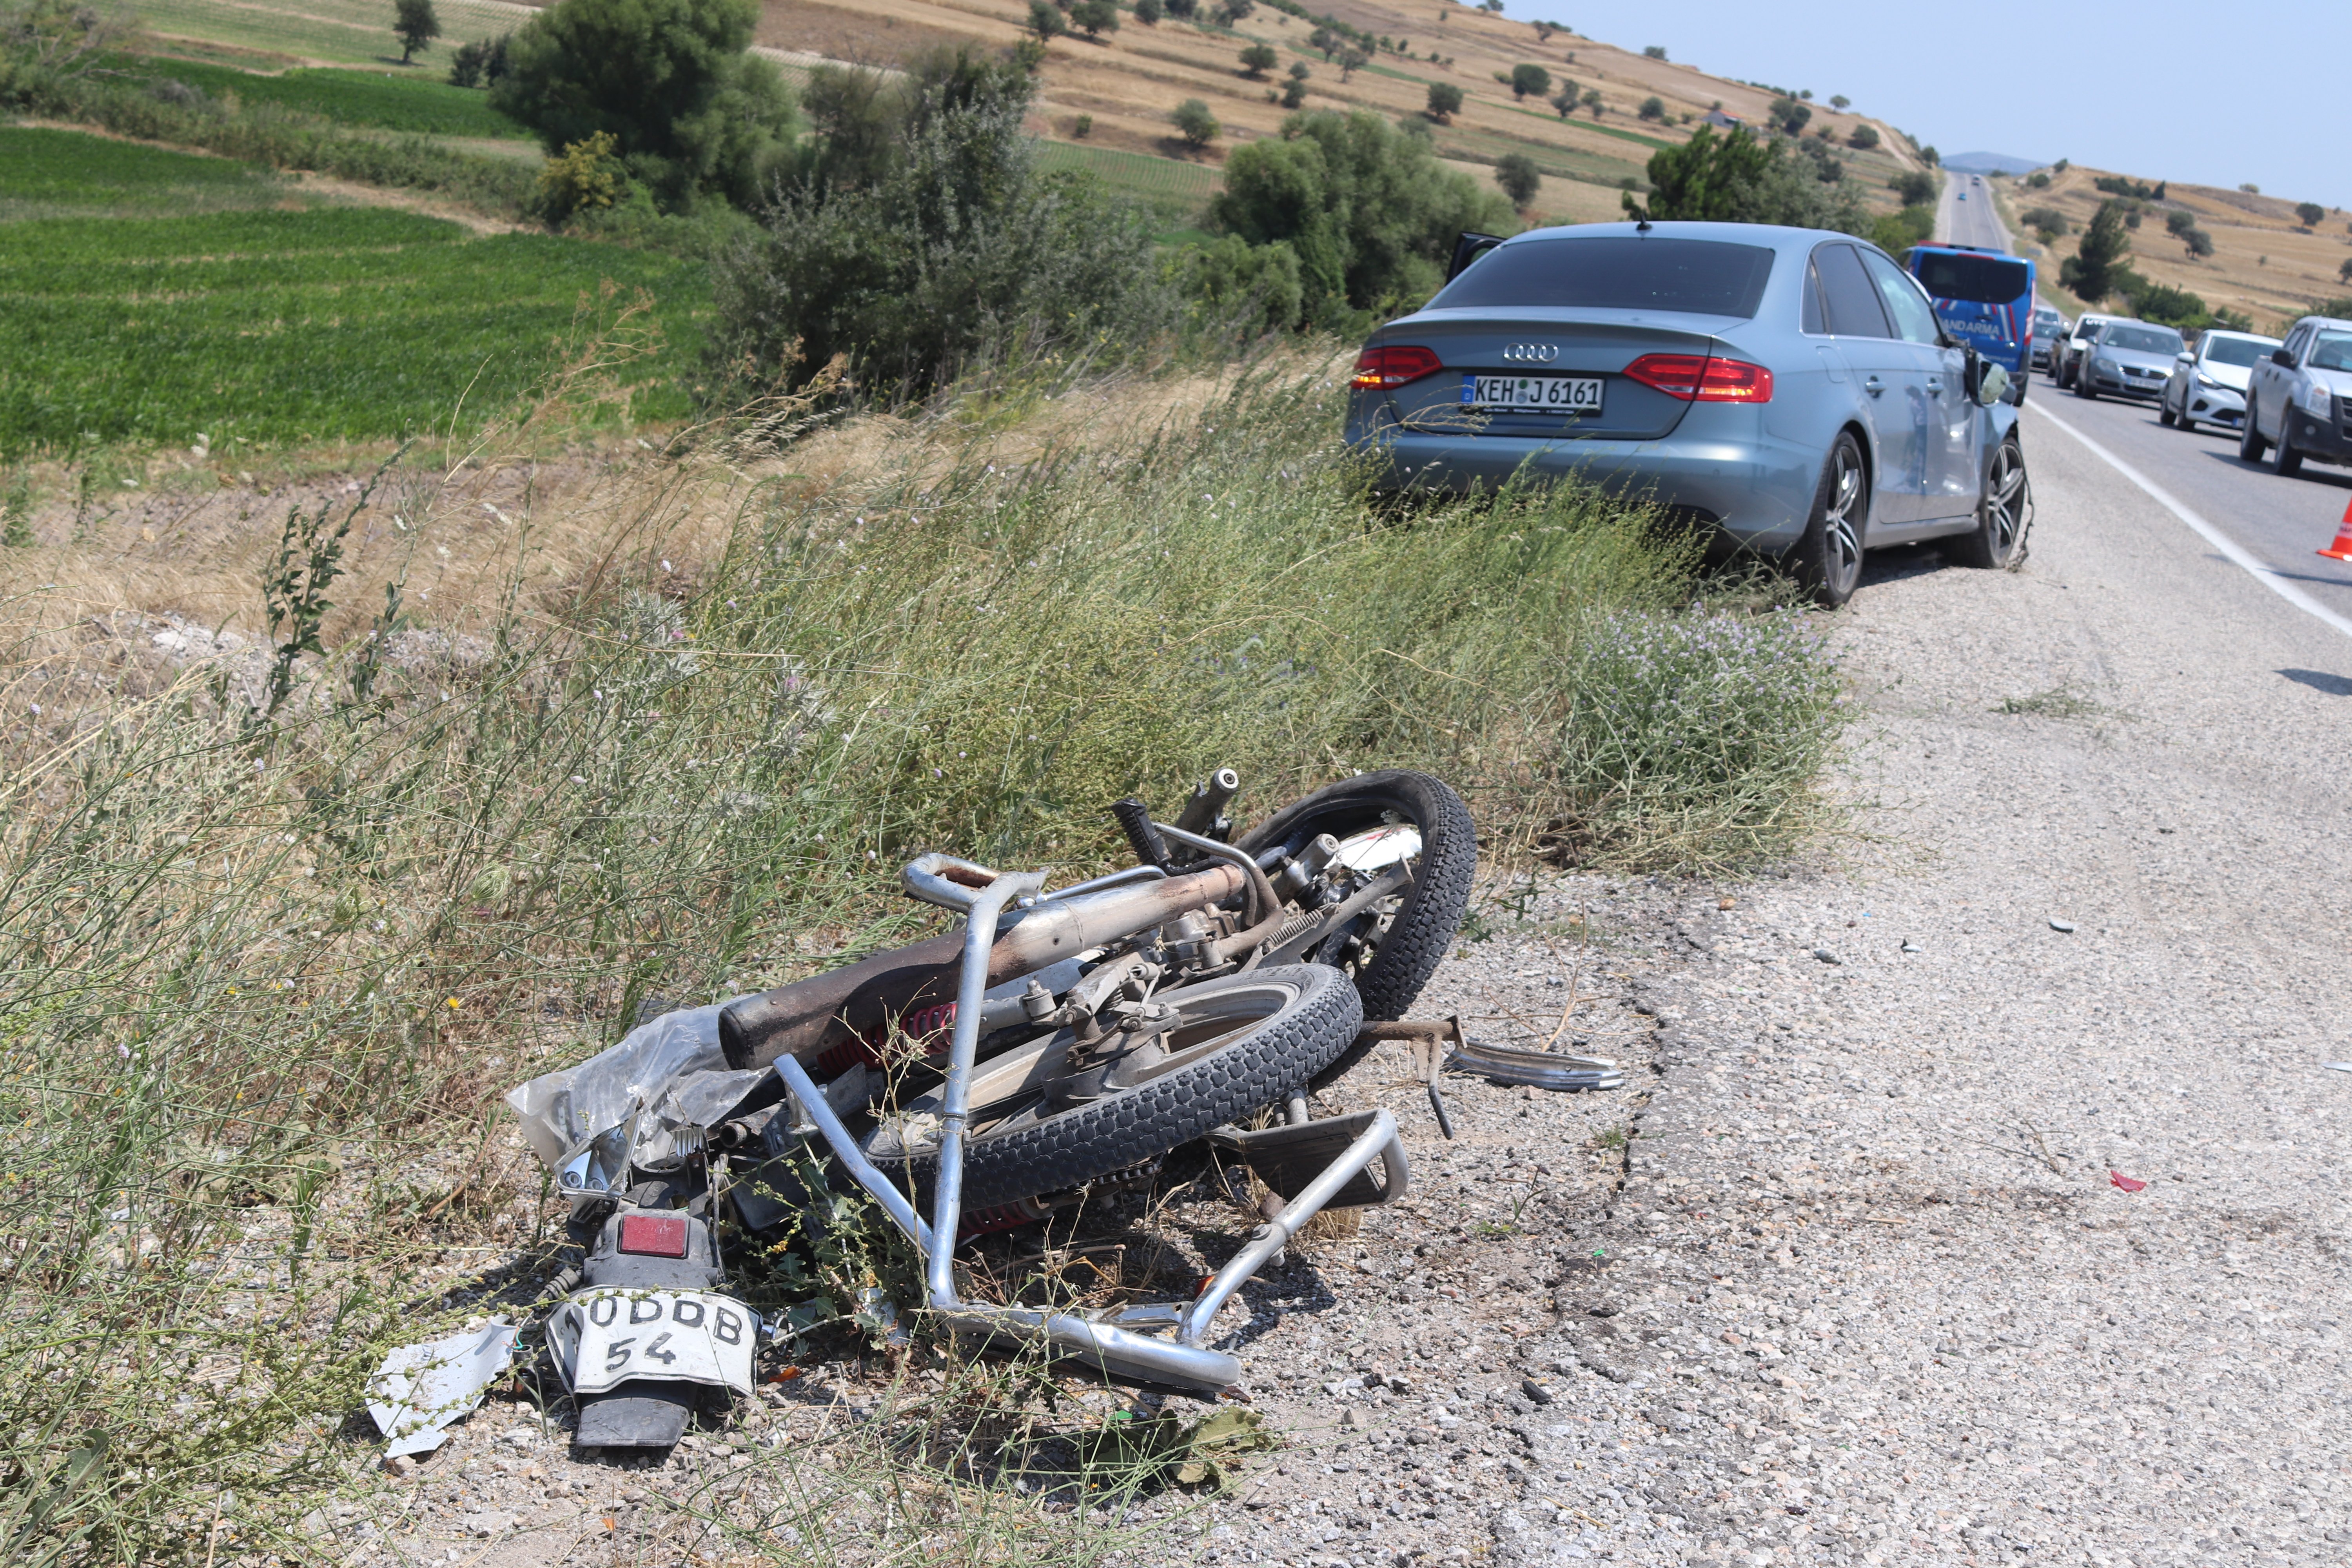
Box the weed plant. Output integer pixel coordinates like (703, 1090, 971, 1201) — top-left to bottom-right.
(0, 357, 1842, 1560)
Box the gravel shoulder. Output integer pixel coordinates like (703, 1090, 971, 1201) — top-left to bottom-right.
(332, 419, 2352, 1568)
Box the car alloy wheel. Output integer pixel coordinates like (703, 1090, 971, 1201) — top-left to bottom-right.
(1794, 432, 1866, 608)
(1950, 433, 2028, 570)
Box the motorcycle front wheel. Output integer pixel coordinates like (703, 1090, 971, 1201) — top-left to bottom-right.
(858, 964, 1362, 1210)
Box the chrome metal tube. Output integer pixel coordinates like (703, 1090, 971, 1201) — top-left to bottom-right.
(1180, 1109, 1403, 1346)
(1154, 819, 1280, 922)
(933, 1307, 1241, 1390)
(901, 852, 1002, 914)
(927, 871, 1046, 1308)
(1042, 865, 1167, 902)
(769, 1054, 935, 1258)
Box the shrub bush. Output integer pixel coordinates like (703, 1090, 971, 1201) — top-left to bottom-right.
(490, 0, 794, 212)
(1637, 94, 1664, 121)
(1846, 123, 1877, 149)
(707, 83, 1173, 400)
(1070, 0, 1119, 34)
(1206, 108, 1512, 323)
(1510, 63, 1550, 100)
(1627, 124, 1862, 232)
(1494, 152, 1541, 207)
(1889, 169, 1935, 206)
(1172, 97, 1219, 148)
(1239, 42, 1278, 76)
(1426, 80, 1462, 120)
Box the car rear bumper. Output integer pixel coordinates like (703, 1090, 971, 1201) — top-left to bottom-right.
(1350, 425, 1822, 552)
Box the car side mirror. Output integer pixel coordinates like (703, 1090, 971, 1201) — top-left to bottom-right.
(2175, 352, 2193, 364)
(1974, 363, 2011, 407)
(2273, 348, 2296, 368)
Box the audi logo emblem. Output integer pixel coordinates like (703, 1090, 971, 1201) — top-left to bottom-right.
(1499, 343, 1561, 363)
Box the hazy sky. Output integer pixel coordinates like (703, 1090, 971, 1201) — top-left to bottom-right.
(1604, 0, 2350, 211)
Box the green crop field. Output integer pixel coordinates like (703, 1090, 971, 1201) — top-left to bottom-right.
(0, 123, 298, 220)
(0, 129, 710, 456)
(123, 55, 532, 139)
(133, 0, 532, 69)
(1035, 141, 1222, 214)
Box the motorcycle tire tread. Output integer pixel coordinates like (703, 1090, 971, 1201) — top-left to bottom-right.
(1237, 769, 1477, 1086)
(884, 964, 1363, 1210)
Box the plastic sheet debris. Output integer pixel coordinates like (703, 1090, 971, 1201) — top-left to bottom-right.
(505, 1003, 763, 1206)
(367, 1320, 519, 1458)
(2325, 1062, 2352, 1074)
(2109, 1171, 2147, 1193)
(2049, 919, 2078, 933)
(1449, 1036, 1623, 1092)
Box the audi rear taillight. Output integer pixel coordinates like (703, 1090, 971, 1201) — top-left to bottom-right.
(1622, 353, 1775, 403)
(1352, 345, 1443, 390)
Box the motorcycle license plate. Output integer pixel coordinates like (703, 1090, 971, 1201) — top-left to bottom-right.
(1461, 374, 1605, 413)
(547, 1289, 757, 1395)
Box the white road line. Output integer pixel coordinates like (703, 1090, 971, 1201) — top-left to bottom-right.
(2024, 401, 2352, 642)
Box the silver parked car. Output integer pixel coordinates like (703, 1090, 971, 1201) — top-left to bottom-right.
(2051, 312, 2117, 388)
(2239, 315, 2352, 477)
(2072, 318, 2185, 400)
(1344, 221, 2028, 607)
(2029, 305, 2070, 371)
(2159, 328, 2281, 434)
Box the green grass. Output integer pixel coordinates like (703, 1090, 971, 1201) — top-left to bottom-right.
(132, 0, 531, 69)
(121, 55, 532, 140)
(1036, 140, 1222, 223)
(0, 132, 710, 454)
(0, 124, 292, 220)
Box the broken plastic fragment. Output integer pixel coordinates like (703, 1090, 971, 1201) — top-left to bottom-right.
(2108, 1171, 2146, 1193)
(367, 1321, 519, 1459)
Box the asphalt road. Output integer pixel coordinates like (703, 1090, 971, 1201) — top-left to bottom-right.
(1934, 170, 2009, 251)
(1936, 174, 2352, 634)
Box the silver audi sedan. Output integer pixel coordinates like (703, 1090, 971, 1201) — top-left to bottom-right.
(1345, 221, 2028, 606)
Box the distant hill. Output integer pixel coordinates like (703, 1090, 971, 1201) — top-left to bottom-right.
(1943, 152, 2043, 176)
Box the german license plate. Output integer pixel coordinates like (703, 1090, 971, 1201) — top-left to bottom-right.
(547, 1289, 758, 1395)
(1461, 374, 1605, 412)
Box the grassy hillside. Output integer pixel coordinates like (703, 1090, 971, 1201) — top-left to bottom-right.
(2000, 167, 2352, 330)
(122, 0, 1922, 231)
(0, 128, 706, 456)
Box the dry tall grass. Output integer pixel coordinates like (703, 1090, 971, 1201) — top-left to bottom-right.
(0, 340, 1840, 1563)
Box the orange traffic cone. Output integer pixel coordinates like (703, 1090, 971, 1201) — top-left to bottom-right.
(2321, 494, 2352, 563)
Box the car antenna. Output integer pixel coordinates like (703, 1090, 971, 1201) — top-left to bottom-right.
(1635, 218, 1652, 233)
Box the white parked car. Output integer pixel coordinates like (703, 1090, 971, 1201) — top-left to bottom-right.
(2159, 328, 2282, 434)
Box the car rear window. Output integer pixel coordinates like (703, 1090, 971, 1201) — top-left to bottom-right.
(1912, 251, 2031, 304)
(1433, 237, 1776, 318)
